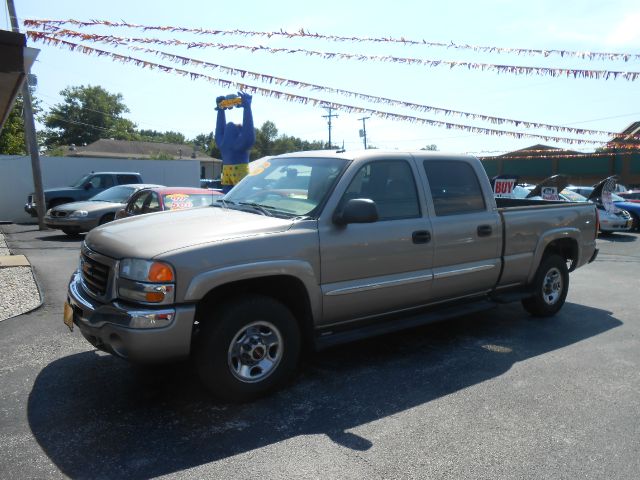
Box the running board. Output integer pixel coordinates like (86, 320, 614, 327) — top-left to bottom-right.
(314, 299, 497, 350)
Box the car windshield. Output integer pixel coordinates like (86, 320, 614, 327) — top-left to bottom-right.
(223, 157, 348, 217)
(90, 186, 137, 203)
(162, 193, 218, 210)
(70, 174, 91, 188)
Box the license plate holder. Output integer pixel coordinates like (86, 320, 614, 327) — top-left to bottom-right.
(63, 302, 74, 331)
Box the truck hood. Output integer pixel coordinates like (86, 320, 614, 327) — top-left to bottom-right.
(42, 186, 83, 197)
(85, 206, 294, 259)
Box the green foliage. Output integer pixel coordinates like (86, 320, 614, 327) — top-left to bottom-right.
(0, 96, 26, 154)
(45, 146, 66, 157)
(249, 121, 326, 160)
(137, 129, 186, 144)
(43, 85, 137, 147)
(0, 93, 43, 155)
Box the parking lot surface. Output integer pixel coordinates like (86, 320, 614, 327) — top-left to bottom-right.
(1, 224, 639, 479)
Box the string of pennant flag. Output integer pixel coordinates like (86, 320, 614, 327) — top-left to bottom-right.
(23, 30, 630, 139)
(27, 31, 639, 148)
(23, 18, 640, 63)
(26, 27, 640, 82)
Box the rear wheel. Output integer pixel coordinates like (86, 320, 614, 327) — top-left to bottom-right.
(62, 228, 81, 237)
(195, 295, 301, 402)
(521, 254, 569, 317)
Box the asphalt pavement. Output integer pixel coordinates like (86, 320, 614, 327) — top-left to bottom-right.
(0, 224, 639, 479)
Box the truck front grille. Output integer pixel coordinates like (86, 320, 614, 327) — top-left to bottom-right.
(80, 252, 110, 297)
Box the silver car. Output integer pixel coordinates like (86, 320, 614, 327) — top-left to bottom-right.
(44, 184, 162, 236)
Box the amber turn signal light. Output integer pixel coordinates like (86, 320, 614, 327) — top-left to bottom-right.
(148, 262, 174, 282)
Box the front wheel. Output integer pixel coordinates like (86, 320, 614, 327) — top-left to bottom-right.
(194, 295, 301, 402)
(521, 254, 569, 317)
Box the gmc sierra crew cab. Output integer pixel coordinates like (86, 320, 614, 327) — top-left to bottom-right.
(25, 171, 143, 216)
(65, 151, 599, 402)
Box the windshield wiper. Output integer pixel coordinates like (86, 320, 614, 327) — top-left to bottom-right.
(215, 198, 236, 208)
(238, 202, 275, 217)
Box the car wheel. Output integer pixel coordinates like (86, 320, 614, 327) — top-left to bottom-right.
(99, 213, 115, 225)
(521, 254, 569, 317)
(195, 294, 301, 402)
(62, 228, 81, 237)
(630, 213, 640, 232)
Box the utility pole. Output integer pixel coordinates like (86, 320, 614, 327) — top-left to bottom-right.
(322, 106, 338, 149)
(358, 116, 370, 149)
(7, 0, 47, 230)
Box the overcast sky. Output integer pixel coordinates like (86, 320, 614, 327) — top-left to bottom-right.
(5, 0, 640, 155)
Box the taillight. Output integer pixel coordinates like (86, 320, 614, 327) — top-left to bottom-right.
(594, 208, 600, 238)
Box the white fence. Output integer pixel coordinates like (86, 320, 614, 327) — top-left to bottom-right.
(0, 155, 201, 223)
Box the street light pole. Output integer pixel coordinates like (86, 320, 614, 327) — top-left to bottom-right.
(7, 0, 47, 230)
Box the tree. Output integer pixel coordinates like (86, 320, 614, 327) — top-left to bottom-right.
(137, 129, 186, 144)
(252, 121, 279, 158)
(0, 96, 26, 154)
(192, 132, 220, 158)
(0, 94, 43, 155)
(43, 85, 137, 147)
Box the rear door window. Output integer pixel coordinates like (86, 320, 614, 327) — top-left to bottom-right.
(423, 160, 486, 216)
(116, 174, 141, 184)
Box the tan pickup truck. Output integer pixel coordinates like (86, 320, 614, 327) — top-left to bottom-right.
(65, 151, 598, 401)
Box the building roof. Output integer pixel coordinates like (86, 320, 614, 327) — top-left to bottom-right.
(65, 138, 221, 163)
(492, 144, 583, 159)
(609, 121, 640, 145)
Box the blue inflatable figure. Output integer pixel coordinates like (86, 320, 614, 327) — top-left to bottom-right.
(215, 91, 255, 193)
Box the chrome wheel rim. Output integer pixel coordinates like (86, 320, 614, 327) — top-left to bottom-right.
(227, 321, 283, 383)
(542, 267, 563, 305)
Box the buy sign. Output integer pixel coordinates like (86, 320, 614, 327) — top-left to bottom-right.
(494, 179, 516, 197)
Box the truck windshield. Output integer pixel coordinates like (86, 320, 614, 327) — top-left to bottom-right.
(70, 174, 92, 188)
(224, 157, 347, 217)
(90, 186, 137, 203)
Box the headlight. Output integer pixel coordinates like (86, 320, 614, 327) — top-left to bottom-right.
(69, 210, 89, 218)
(45, 209, 52, 216)
(119, 259, 175, 282)
(118, 259, 176, 305)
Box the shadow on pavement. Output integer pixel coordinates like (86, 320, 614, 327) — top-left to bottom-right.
(598, 232, 637, 242)
(28, 302, 620, 479)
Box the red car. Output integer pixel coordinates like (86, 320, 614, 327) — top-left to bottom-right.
(116, 187, 223, 219)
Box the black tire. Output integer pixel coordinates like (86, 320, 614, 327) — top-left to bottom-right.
(195, 294, 301, 402)
(521, 254, 569, 317)
(99, 213, 115, 225)
(630, 213, 640, 232)
(62, 228, 81, 237)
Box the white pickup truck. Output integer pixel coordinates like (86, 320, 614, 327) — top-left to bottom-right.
(66, 151, 599, 401)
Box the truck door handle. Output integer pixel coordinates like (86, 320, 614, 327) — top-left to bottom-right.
(477, 225, 492, 237)
(412, 230, 431, 244)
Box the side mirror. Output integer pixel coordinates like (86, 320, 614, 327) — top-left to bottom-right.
(333, 198, 379, 225)
(84, 183, 92, 190)
(114, 208, 125, 220)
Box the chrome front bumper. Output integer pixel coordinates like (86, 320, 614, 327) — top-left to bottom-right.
(67, 271, 196, 363)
